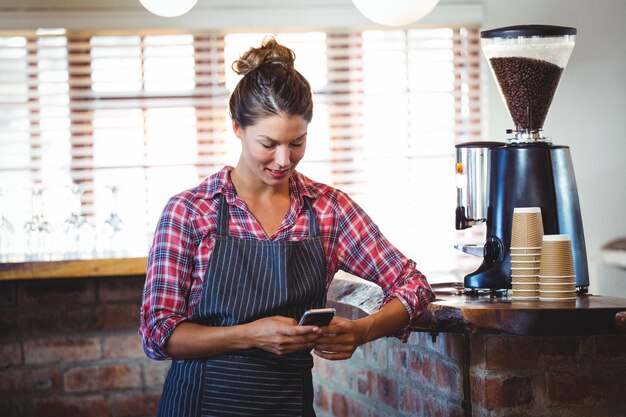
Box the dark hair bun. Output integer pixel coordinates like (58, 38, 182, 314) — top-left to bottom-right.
(232, 37, 296, 76)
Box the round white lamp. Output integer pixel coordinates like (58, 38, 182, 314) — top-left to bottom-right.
(139, 0, 199, 18)
(352, 0, 440, 26)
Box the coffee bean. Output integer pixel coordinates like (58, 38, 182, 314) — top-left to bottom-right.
(489, 57, 563, 132)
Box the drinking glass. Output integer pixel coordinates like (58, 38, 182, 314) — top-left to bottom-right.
(24, 187, 53, 261)
(0, 188, 15, 262)
(62, 184, 94, 259)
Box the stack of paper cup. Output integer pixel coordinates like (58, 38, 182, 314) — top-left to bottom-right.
(539, 234, 577, 301)
(510, 207, 543, 300)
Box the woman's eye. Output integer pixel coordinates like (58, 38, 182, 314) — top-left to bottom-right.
(291, 142, 304, 148)
(261, 143, 275, 149)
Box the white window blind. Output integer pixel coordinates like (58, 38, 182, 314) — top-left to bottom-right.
(0, 27, 481, 270)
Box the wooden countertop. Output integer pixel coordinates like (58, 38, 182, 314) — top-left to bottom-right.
(327, 274, 626, 335)
(0, 257, 148, 280)
(420, 292, 626, 335)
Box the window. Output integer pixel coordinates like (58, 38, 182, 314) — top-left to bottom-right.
(0, 27, 481, 274)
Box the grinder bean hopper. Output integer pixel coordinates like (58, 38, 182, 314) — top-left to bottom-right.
(455, 25, 589, 292)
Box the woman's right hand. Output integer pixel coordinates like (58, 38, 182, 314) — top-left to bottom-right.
(247, 316, 323, 356)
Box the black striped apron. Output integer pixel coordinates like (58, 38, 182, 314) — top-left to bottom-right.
(157, 195, 327, 417)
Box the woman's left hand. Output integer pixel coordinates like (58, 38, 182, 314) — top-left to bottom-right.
(311, 316, 368, 361)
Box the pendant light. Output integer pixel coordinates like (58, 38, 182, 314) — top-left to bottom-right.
(138, 0, 199, 18)
(352, 0, 440, 26)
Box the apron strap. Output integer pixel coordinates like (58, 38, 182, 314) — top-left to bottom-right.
(216, 194, 230, 237)
(303, 196, 320, 238)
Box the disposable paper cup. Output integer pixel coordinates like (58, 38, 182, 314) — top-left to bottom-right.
(511, 207, 544, 248)
(539, 277, 576, 286)
(512, 282, 539, 288)
(511, 254, 541, 262)
(511, 289, 539, 300)
(512, 276, 538, 283)
(539, 283, 576, 291)
(539, 263, 575, 277)
(511, 260, 541, 266)
(511, 247, 542, 256)
(539, 235, 575, 276)
(512, 283, 539, 291)
(539, 289, 577, 298)
(512, 290, 539, 294)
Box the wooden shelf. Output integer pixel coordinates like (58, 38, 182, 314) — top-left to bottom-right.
(0, 257, 148, 281)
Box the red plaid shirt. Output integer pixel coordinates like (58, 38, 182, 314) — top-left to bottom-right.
(140, 166, 434, 360)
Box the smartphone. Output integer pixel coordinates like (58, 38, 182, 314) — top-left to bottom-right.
(297, 308, 336, 326)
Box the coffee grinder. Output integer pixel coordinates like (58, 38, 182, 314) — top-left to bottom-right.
(455, 25, 589, 292)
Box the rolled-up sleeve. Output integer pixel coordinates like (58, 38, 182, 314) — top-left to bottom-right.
(334, 192, 435, 341)
(139, 196, 197, 360)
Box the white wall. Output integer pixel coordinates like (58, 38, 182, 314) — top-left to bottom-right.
(479, 0, 626, 297)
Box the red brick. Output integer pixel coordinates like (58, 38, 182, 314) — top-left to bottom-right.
(408, 350, 432, 384)
(388, 343, 408, 375)
(483, 335, 581, 370)
(112, 391, 160, 416)
(377, 374, 398, 408)
(313, 355, 332, 379)
(0, 368, 62, 393)
(0, 282, 16, 305)
(314, 382, 330, 412)
(17, 309, 64, 336)
(423, 397, 465, 417)
(0, 314, 20, 339)
(103, 304, 140, 331)
(593, 335, 626, 362)
(356, 369, 373, 396)
(363, 339, 388, 369)
(0, 396, 28, 417)
(346, 397, 365, 417)
(471, 374, 533, 409)
(331, 392, 349, 417)
(422, 396, 447, 417)
(99, 277, 145, 303)
(400, 384, 423, 415)
(143, 360, 171, 387)
(470, 334, 487, 367)
(332, 361, 352, 388)
(443, 333, 464, 363)
(103, 334, 144, 359)
(20, 279, 95, 305)
(546, 369, 626, 406)
(33, 395, 110, 417)
(64, 364, 142, 392)
(23, 337, 100, 365)
(0, 342, 22, 367)
(435, 359, 461, 396)
(64, 306, 105, 332)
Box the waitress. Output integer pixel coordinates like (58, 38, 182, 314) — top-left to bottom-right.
(140, 37, 435, 417)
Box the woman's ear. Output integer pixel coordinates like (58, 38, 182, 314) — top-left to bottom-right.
(232, 120, 244, 140)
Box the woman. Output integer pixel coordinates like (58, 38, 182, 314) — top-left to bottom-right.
(140, 37, 435, 417)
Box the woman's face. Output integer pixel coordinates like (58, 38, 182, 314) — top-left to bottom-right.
(233, 115, 308, 188)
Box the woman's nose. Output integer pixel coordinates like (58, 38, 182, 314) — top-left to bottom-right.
(275, 147, 290, 167)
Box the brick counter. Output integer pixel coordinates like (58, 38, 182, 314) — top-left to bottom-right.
(0, 276, 166, 417)
(1, 262, 625, 417)
(312, 310, 626, 417)
(314, 276, 626, 417)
